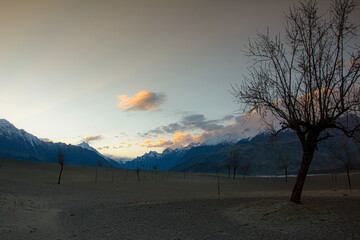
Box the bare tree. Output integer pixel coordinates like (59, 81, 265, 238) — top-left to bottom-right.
(331, 143, 358, 189)
(153, 165, 158, 180)
(124, 168, 129, 181)
(57, 150, 65, 184)
(231, 0, 360, 203)
(230, 151, 240, 179)
(226, 161, 231, 178)
(216, 168, 221, 196)
(279, 156, 291, 182)
(95, 160, 103, 184)
(240, 163, 251, 180)
(0, 159, 5, 169)
(111, 166, 114, 183)
(135, 167, 141, 182)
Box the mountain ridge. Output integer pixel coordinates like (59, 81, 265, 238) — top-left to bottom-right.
(0, 119, 117, 167)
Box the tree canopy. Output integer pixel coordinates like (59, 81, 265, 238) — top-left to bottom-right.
(232, 0, 360, 203)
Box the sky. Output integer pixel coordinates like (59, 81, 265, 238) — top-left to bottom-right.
(0, 0, 334, 159)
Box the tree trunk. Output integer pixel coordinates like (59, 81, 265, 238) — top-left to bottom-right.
(58, 164, 64, 184)
(217, 172, 220, 196)
(136, 170, 140, 182)
(233, 169, 236, 179)
(0, 159, 5, 169)
(124, 169, 129, 181)
(346, 167, 352, 189)
(111, 168, 114, 183)
(290, 140, 316, 204)
(285, 168, 288, 182)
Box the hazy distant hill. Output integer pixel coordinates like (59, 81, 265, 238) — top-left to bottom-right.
(170, 131, 359, 175)
(0, 119, 117, 167)
(120, 143, 231, 171)
(124, 129, 359, 175)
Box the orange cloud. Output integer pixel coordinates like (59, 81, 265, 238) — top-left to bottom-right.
(141, 139, 173, 148)
(141, 132, 198, 149)
(140, 112, 276, 149)
(117, 91, 165, 112)
(228, 122, 236, 127)
(172, 132, 196, 148)
(140, 110, 280, 150)
(83, 135, 103, 143)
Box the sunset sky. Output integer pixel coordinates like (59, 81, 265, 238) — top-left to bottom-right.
(0, 0, 333, 159)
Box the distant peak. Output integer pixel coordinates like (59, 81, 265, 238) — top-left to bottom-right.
(0, 119, 19, 131)
(78, 142, 90, 147)
(77, 142, 95, 151)
(0, 119, 12, 125)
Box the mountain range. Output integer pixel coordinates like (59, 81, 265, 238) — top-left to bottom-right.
(120, 130, 358, 175)
(0, 119, 118, 167)
(1, 118, 358, 175)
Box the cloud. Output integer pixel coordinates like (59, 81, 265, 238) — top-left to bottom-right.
(115, 132, 128, 138)
(182, 114, 205, 124)
(222, 115, 234, 121)
(141, 124, 237, 149)
(139, 111, 278, 149)
(83, 135, 103, 143)
(40, 138, 52, 142)
(140, 113, 230, 137)
(117, 91, 166, 112)
(141, 139, 173, 148)
(344, 57, 360, 68)
(138, 127, 164, 138)
(162, 123, 182, 133)
(178, 114, 226, 131)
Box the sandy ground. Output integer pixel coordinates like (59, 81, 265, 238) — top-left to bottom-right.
(0, 159, 359, 239)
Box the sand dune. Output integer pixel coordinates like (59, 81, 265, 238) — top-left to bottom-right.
(1, 159, 359, 239)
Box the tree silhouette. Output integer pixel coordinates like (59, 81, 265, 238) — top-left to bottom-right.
(95, 160, 103, 184)
(226, 161, 231, 178)
(279, 156, 291, 182)
(331, 142, 358, 189)
(230, 151, 240, 179)
(136, 168, 141, 182)
(153, 165, 158, 180)
(231, 0, 360, 203)
(240, 163, 251, 180)
(0, 159, 5, 169)
(57, 150, 65, 184)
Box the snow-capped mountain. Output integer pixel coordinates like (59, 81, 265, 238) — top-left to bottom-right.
(77, 142, 96, 151)
(121, 111, 357, 174)
(0, 119, 43, 148)
(0, 119, 116, 167)
(120, 142, 232, 171)
(121, 109, 281, 170)
(201, 109, 280, 146)
(77, 142, 106, 158)
(77, 141, 122, 164)
(203, 134, 244, 145)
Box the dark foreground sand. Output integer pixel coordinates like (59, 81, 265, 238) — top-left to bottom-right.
(0, 159, 359, 239)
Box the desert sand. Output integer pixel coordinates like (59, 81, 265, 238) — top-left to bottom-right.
(0, 158, 359, 239)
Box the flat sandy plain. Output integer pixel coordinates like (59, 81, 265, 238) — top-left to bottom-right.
(0, 159, 359, 239)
